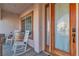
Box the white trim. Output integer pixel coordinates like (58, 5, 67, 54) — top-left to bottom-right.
(76, 3, 78, 56)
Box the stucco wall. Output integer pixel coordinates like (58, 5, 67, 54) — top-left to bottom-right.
(0, 10, 19, 36)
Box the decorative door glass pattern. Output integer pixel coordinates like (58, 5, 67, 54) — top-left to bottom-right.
(55, 4, 69, 52)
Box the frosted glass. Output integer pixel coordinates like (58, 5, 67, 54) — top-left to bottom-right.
(55, 4, 69, 52)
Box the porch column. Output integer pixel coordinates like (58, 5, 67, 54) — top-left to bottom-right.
(33, 4, 43, 53)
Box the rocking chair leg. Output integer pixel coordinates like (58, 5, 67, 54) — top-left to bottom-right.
(24, 45, 27, 52)
(13, 45, 17, 56)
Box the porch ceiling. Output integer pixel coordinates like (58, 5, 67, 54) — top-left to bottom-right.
(0, 3, 33, 15)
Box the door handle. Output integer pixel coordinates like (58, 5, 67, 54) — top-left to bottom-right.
(72, 34, 75, 43)
(72, 27, 76, 43)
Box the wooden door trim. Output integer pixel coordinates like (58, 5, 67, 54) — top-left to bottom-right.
(44, 4, 50, 52)
(51, 3, 76, 56)
(70, 4, 76, 56)
(51, 3, 55, 54)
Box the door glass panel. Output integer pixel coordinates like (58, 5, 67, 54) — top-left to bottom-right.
(25, 16, 32, 31)
(21, 19, 25, 32)
(55, 4, 69, 52)
(45, 5, 50, 48)
(25, 16, 32, 39)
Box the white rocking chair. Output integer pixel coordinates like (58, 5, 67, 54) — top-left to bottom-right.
(12, 30, 29, 56)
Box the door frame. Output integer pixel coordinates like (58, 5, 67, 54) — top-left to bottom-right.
(20, 11, 34, 40)
(51, 3, 76, 56)
(44, 3, 50, 52)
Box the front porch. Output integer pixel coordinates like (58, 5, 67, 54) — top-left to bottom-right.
(0, 3, 45, 56)
(3, 42, 49, 56)
(0, 3, 78, 56)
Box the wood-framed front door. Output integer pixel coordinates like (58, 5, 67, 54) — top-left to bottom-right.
(51, 3, 76, 56)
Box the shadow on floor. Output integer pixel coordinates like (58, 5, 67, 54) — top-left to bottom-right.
(2, 43, 49, 56)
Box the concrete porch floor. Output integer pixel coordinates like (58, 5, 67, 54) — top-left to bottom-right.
(2, 42, 49, 56)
